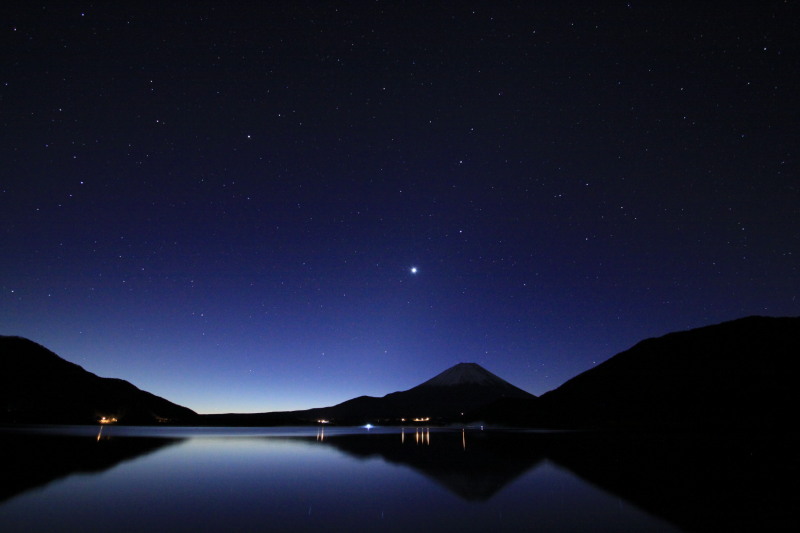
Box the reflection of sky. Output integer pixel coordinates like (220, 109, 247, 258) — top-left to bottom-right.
(0, 432, 679, 532)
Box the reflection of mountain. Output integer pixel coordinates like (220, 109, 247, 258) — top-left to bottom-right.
(541, 431, 799, 531)
(313, 429, 544, 501)
(0, 430, 181, 503)
(3, 428, 795, 529)
(0, 336, 197, 425)
(310, 429, 799, 529)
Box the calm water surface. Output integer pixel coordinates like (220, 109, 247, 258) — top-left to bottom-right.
(0, 425, 693, 532)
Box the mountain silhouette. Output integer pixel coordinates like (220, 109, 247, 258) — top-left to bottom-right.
(4, 315, 797, 429)
(0, 336, 197, 424)
(201, 362, 537, 426)
(535, 315, 799, 429)
(299, 362, 536, 424)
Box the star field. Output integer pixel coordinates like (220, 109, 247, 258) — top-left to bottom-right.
(1, 2, 798, 413)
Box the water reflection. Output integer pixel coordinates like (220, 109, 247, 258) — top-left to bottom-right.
(543, 431, 800, 532)
(303, 428, 799, 530)
(314, 428, 544, 501)
(0, 427, 182, 504)
(1, 427, 795, 531)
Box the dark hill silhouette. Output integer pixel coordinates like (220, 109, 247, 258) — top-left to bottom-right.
(0, 336, 197, 424)
(535, 315, 799, 429)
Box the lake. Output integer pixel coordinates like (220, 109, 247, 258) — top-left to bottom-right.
(0, 425, 794, 531)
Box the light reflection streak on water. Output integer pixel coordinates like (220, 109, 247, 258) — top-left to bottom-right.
(414, 427, 431, 445)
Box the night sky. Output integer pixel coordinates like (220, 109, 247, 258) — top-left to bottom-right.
(2, 2, 798, 414)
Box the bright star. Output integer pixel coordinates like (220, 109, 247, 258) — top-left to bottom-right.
(410, 267, 418, 274)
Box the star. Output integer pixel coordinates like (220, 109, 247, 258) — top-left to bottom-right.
(410, 267, 418, 275)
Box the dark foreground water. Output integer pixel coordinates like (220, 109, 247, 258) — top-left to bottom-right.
(0, 426, 796, 532)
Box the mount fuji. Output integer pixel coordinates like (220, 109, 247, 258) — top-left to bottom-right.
(201, 362, 537, 425)
(296, 362, 537, 424)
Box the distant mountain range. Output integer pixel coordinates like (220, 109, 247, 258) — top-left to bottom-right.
(298, 362, 533, 423)
(0, 336, 196, 425)
(2, 315, 798, 429)
(199, 362, 535, 426)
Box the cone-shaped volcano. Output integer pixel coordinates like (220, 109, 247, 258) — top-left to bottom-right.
(287, 362, 537, 424)
(416, 362, 529, 390)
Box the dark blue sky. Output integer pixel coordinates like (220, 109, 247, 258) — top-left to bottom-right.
(2, 2, 798, 413)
